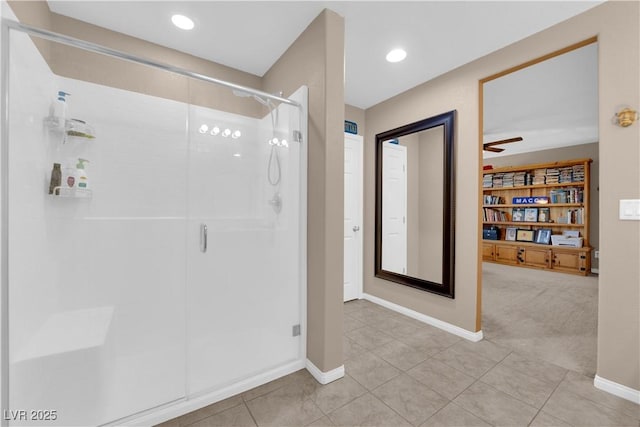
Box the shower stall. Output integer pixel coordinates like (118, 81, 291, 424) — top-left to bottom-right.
(1, 19, 307, 426)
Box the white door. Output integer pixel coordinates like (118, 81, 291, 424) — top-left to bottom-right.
(344, 133, 363, 301)
(382, 142, 407, 274)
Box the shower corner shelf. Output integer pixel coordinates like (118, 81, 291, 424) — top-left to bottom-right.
(51, 187, 93, 199)
(44, 117, 96, 140)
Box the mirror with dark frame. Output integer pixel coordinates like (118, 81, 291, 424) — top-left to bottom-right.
(375, 110, 455, 298)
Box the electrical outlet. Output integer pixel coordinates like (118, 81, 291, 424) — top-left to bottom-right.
(594, 250, 599, 259)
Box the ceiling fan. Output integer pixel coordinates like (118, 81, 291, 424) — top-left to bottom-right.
(483, 136, 523, 153)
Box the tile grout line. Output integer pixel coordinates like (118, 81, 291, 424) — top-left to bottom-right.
(428, 350, 517, 427)
(527, 369, 571, 427)
(242, 401, 260, 427)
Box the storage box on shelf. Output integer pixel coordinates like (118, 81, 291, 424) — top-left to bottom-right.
(482, 158, 592, 275)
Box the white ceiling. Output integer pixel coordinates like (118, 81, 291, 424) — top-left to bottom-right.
(483, 42, 599, 159)
(47, 1, 603, 110)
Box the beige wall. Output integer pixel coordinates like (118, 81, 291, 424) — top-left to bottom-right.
(364, 1, 639, 390)
(484, 143, 599, 269)
(263, 9, 345, 373)
(365, 80, 479, 331)
(9, 2, 346, 374)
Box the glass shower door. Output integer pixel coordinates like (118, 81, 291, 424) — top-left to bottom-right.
(186, 95, 305, 396)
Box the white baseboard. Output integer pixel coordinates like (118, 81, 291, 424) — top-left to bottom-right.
(594, 375, 640, 405)
(591, 268, 599, 274)
(125, 359, 306, 426)
(306, 359, 345, 385)
(362, 293, 483, 342)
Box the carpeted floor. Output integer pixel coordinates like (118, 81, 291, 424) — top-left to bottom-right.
(482, 262, 598, 376)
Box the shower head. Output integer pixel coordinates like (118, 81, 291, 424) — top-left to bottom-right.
(232, 89, 271, 108)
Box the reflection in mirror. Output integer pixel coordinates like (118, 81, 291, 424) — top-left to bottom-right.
(375, 111, 455, 298)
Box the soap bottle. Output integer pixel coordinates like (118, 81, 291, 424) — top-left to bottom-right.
(53, 91, 70, 130)
(76, 158, 89, 190)
(61, 162, 76, 190)
(48, 163, 61, 195)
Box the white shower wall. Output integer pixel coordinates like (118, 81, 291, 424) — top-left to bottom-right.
(5, 29, 306, 426)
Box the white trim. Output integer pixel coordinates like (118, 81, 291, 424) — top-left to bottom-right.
(124, 359, 305, 426)
(594, 375, 640, 405)
(591, 268, 599, 274)
(362, 293, 483, 342)
(305, 359, 345, 385)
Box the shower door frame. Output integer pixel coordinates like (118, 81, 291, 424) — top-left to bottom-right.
(0, 18, 308, 426)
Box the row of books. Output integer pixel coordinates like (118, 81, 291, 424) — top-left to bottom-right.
(483, 208, 508, 222)
(549, 188, 583, 203)
(484, 207, 584, 224)
(557, 208, 585, 224)
(483, 195, 505, 205)
(483, 163, 586, 188)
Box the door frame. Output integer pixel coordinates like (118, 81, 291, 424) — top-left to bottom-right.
(344, 132, 364, 301)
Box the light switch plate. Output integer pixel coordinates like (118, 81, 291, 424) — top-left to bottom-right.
(619, 199, 640, 220)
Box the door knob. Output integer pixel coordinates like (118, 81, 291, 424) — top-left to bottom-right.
(353, 226, 360, 232)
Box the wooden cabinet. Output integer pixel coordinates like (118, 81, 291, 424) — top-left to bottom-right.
(482, 158, 592, 275)
(483, 241, 590, 275)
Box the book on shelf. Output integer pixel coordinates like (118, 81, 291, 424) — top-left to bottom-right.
(514, 171, 527, 187)
(492, 173, 504, 188)
(483, 174, 493, 188)
(483, 208, 509, 222)
(532, 168, 546, 185)
(572, 164, 585, 182)
(502, 172, 515, 187)
(558, 166, 573, 183)
(483, 195, 504, 205)
(556, 208, 584, 224)
(546, 168, 560, 184)
(549, 188, 583, 204)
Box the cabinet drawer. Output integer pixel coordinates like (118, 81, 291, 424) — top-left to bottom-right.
(519, 247, 551, 268)
(495, 244, 519, 264)
(482, 243, 495, 261)
(553, 250, 589, 274)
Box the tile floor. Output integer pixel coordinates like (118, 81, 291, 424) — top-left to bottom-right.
(159, 298, 639, 427)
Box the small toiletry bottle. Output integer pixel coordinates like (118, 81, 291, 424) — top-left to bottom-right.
(48, 163, 61, 195)
(53, 91, 70, 130)
(76, 158, 89, 189)
(61, 163, 76, 189)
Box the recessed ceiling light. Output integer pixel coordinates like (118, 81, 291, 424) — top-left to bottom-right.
(172, 14, 194, 30)
(386, 48, 407, 63)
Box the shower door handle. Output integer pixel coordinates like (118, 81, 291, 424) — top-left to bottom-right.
(200, 223, 208, 253)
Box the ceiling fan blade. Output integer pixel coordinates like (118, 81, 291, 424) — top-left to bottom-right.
(484, 146, 504, 153)
(483, 136, 523, 147)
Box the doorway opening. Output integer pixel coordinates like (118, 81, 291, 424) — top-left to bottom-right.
(477, 38, 600, 376)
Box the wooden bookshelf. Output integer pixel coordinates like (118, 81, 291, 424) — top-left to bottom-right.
(482, 158, 592, 275)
